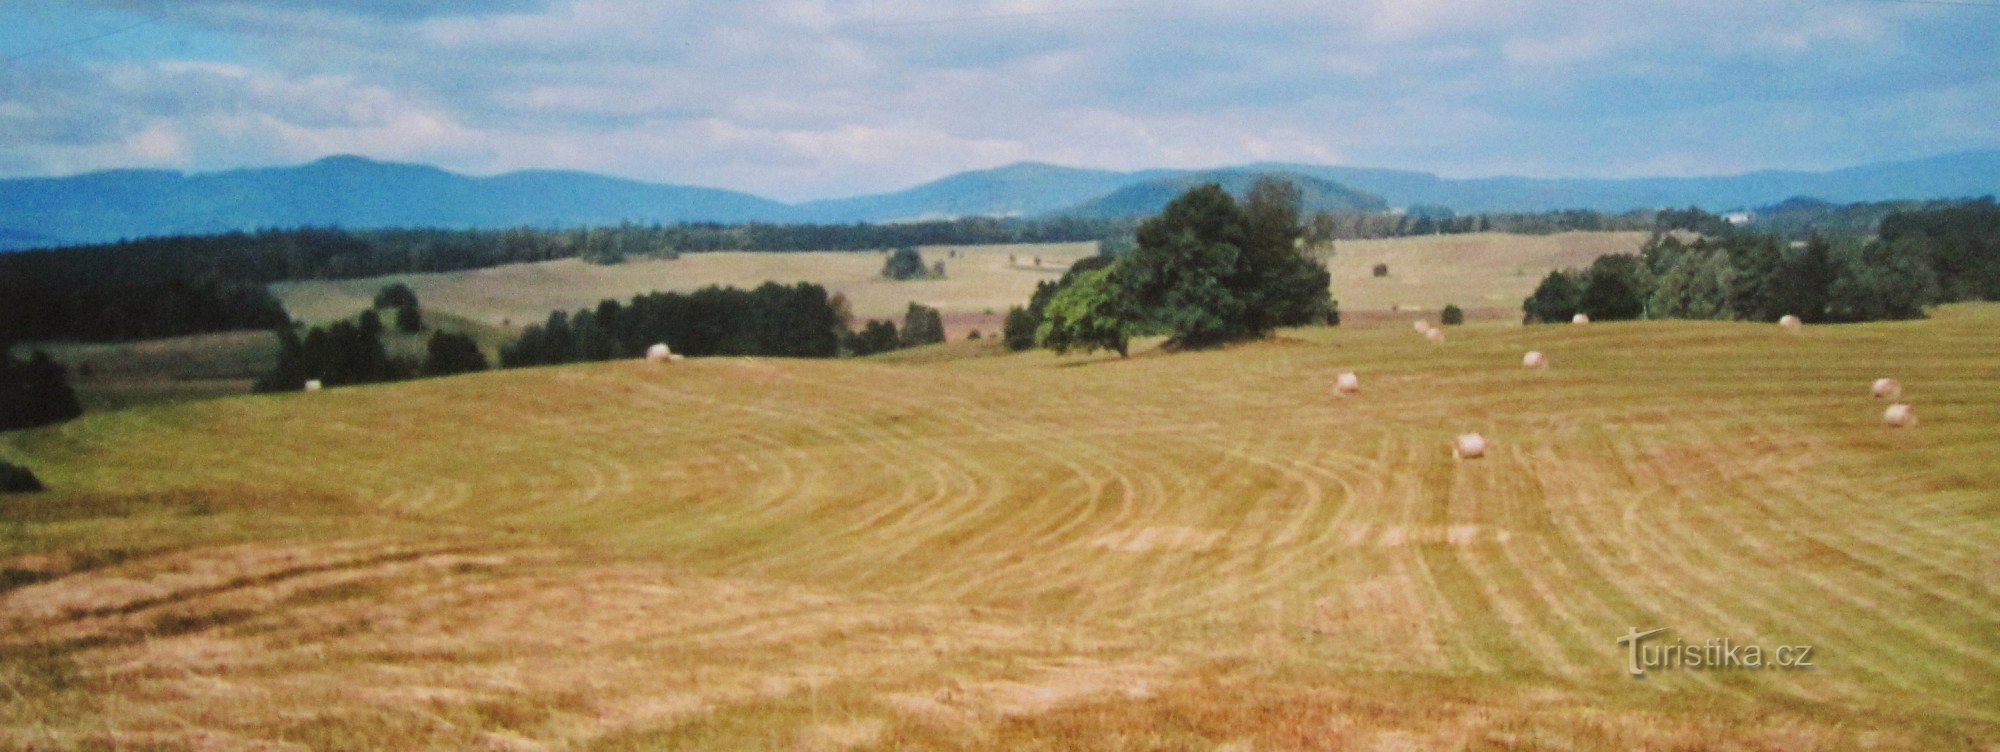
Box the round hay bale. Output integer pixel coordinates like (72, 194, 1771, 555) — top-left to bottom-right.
(1454, 433, 1487, 460)
(645, 343, 674, 363)
(1779, 314, 1803, 330)
(1571, 313, 1591, 325)
(1882, 403, 1917, 428)
(303, 379, 322, 392)
(1335, 371, 1360, 395)
(1871, 378, 1901, 400)
(1522, 350, 1548, 369)
(1425, 327, 1445, 343)
(1413, 320, 1433, 334)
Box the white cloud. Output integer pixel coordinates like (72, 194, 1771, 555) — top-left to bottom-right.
(1, 0, 1992, 196)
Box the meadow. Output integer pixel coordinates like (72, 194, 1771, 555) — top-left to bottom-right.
(3, 302, 1996, 749)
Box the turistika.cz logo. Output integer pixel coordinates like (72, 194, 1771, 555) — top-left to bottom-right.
(1616, 627, 1815, 677)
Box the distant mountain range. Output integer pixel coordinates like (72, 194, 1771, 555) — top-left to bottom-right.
(3, 150, 1996, 250)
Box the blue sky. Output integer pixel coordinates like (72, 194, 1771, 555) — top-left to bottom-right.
(1, 0, 1995, 201)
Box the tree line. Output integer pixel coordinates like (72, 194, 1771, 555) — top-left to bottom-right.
(500, 282, 844, 367)
(1521, 200, 1999, 324)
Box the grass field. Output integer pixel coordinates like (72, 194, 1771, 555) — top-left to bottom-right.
(273, 232, 1647, 333)
(4, 303, 1997, 749)
(1324, 231, 1648, 318)
(271, 243, 1104, 337)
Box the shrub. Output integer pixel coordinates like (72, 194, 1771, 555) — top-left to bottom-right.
(1440, 304, 1464, 326)
(882, 247, 928, 280)
(1373, 263, 1389, 277)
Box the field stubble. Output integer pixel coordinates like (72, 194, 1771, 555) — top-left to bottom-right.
(2, 304, 1997, 749)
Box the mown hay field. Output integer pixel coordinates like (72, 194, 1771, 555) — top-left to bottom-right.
(272, 232, 1648, 333)
(3, 303, 1997, 750)
(271, 243, 1102, 335)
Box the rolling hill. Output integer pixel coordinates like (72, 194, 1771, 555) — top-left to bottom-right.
(3, 150, 1997, 250)
(792, 161, 1157, 222)
(1054, 169, 1389, 219)
(0, 155, 795, 249)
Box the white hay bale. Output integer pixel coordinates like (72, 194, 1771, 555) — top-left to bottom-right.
(645, 343, 674, 363)
(1454, 433, 1487, 460)
(1335, 371, 1360, 395)
(303, 379, 322, 392)
(1571, 313, 1591, 324)
(1522, 350, 1548, 369)
(1413, 320, 1433, 334)
(1779, 314, 1803, 330)
(1882, 403, 1917, 428)
(1871, 378, 1901, 400)
(1425, 327, 1445, 343)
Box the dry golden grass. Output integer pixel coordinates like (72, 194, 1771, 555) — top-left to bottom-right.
(272, 243, 1101, 333)
(1325, 231, 1649, 316)
(273, 234, 1645, 335)
(4, 304, 1999, 749)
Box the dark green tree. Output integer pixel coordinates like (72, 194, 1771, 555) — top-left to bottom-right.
(254, 325, 309, 392)
(1772, 235, 1837, 322)
(844, 320, 901, 356)
(901, 302, 945, 347)
(395, 301, 423, 333)
(1002, 306, 1039, 351)
(423, 332, 489, 377)
(1826, 237, 1939, 322)
(1725, 234, 1788, 322)
(1579, 254, 1647, 321)
(882, 246, 928, 280)
(358, 309, 384, 339)
(1440, 304, 1464, 326)
(1522, 269, 1584, 324)
(374, 283, 419, 310)
(0, 348, 84, 431)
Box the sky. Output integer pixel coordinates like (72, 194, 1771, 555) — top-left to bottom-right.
(1, 0, 1995, 202)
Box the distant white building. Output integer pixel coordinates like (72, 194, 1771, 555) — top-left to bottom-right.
(1722, 211, 1754, 226)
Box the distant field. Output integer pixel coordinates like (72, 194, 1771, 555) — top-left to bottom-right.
(273, 232, 1649, 338)
(5, 304, 1996, 749)
(274, 243, 1101, 338)
(1325, 230, 1648, 317)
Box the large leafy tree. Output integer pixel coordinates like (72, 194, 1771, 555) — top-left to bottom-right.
(1122, 184, 1247, 347)
(1826, 237, 1939, 322)
(1579, 254, 1647, 321)
(1522, 270, 1583, 324)
(1037, 267, 1138, 357)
